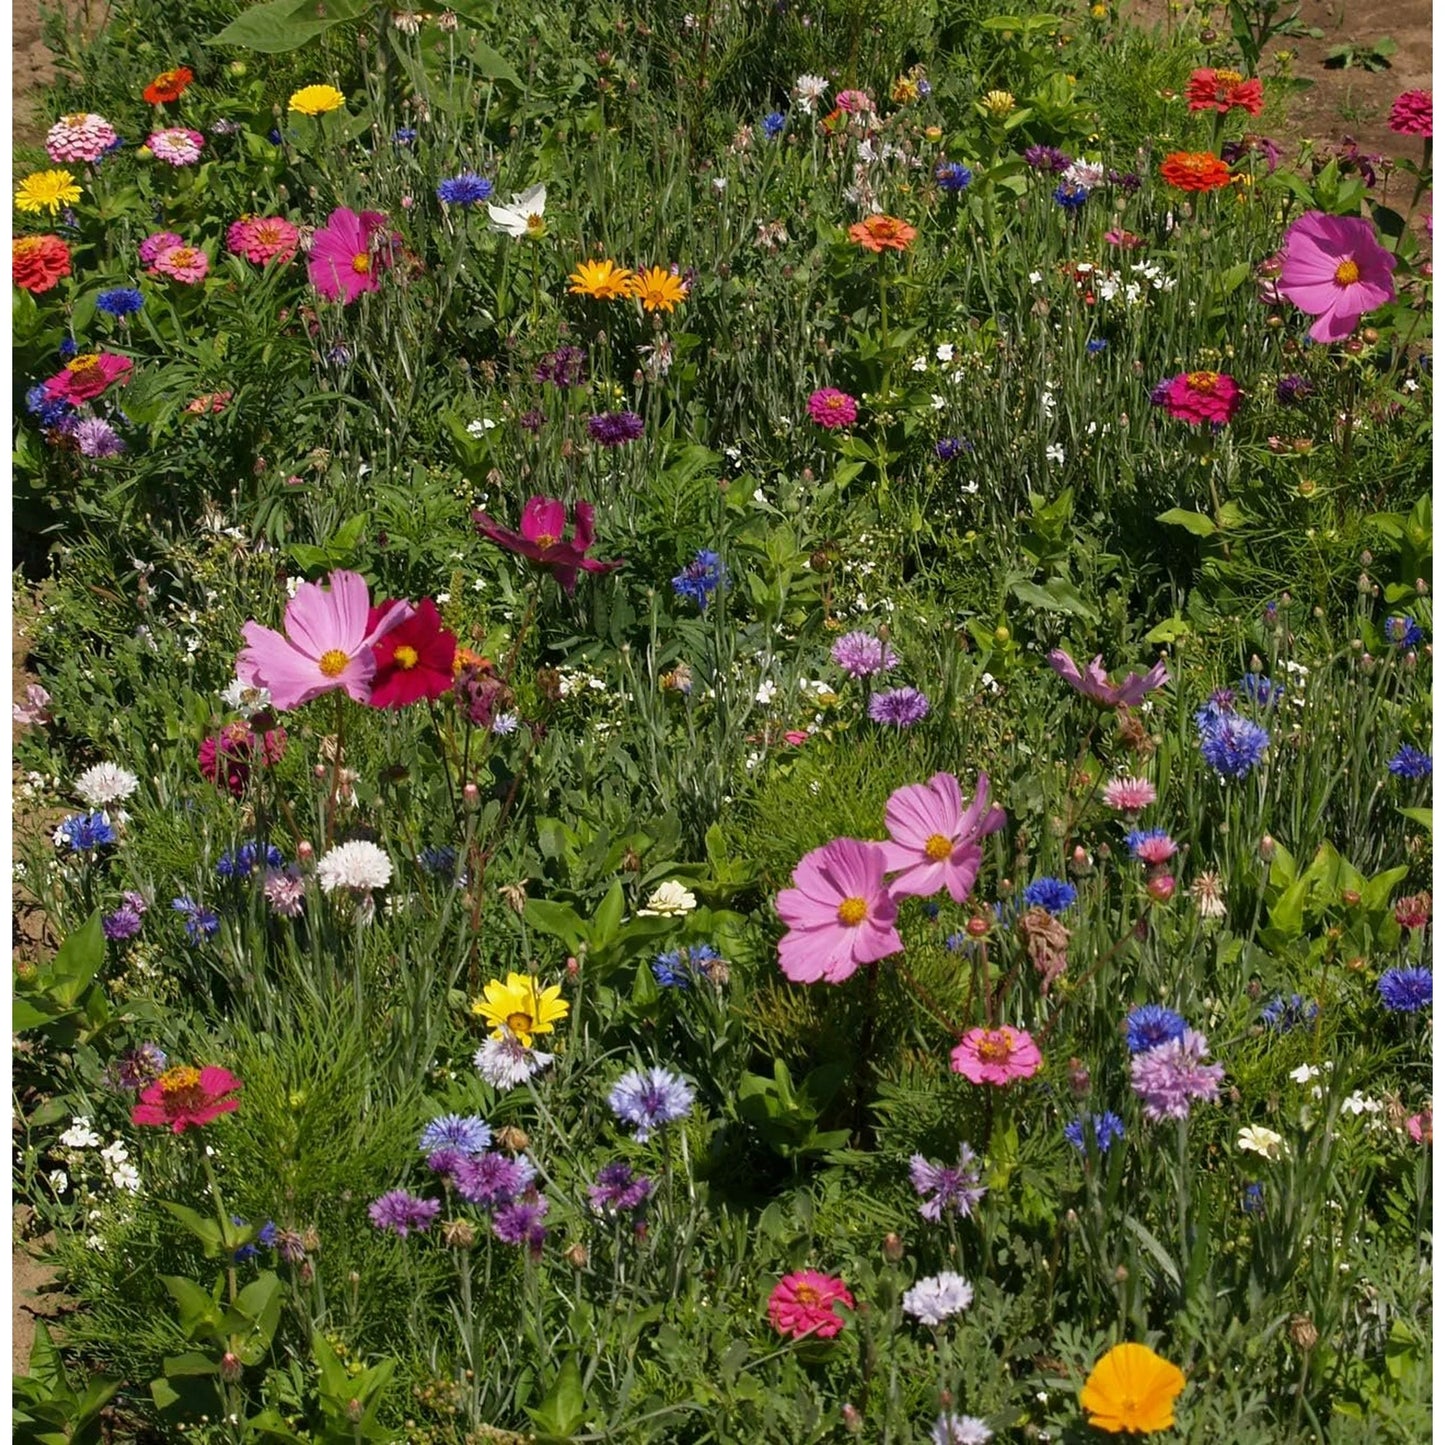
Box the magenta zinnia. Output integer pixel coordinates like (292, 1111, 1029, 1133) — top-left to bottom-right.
(131, 1065, 242, 1133)
(767, 1271, 855, 1339)
(879, 771, 1005, 904)
(1159, 370, 1242, 425)
(807, 387, 858, 429)
(308, 206, 394, 304)
(1388, 89, 1432, 137)
(1277, 210, 1397, 344)
(775, 837, 903, 984)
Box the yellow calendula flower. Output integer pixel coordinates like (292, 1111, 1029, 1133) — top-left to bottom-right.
(567, 257, 636, 301)
(631, 265, 688, 313)
(15, 169, 82, 216)
(288, 84, 347, 116)
(980, 89, 1016, 118)
(471, 972, 569, 1047)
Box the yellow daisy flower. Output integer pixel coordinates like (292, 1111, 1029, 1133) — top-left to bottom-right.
(567, 257, 635, 301)
(471, 972, 569, 1047)
(288, 84, 347, 117)
(631, 265, 688, 313)
(15, 170, 82, 216)
(980, 89, 1016, 118)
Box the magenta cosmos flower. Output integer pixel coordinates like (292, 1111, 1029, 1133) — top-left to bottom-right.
(473, 496, 623, 595)
(776, 837, 903, 984)
(1277, 211, 1397, 343)
(308, 207, 394, 304)
(1388, 89, 1432, 137)
(879, 772, 1005, 904)
(950, 1026, 1042, 1085)
(237, 569, 412, 711)
(1048, 649, 1169, 708)
(807, 387, 858, 429)
(1159, 370, 1242, 425)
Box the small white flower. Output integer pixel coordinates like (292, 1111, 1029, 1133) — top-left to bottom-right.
(912, 355, 929, 373)
(466, 419, 496, 438)
(221, 677, 271, 717)
(1063, 159, 1105, 189)
(639, 881, 697, 916)
(792, 73, 828, 114)
(1045, 443, 1066, 465)
(1237, 1125, 1285, 1160)
(316, 840, 393, 894)
(486, 182, 547, 238)
(755, 679, 778, 705)
(1341, 1092, 1382, 1117)
(47, 1170, 68, 1194)
(75, 762, 139, 808)
(60, 1117, 102, 1149)
(1028, 270, 1044, 285)
(931, 394, 947, 411)
(902, 1271, 974, 1325)
(712, 177, 727, 194)
(935, 343, 955, 363)
(1289, 1063, 1321, 1085)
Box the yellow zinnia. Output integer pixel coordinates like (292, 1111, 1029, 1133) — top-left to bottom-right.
(567, 257, 635, 301)
(1079, 1342, 1186, 1434)
(15, 170, 82, 216)
(631, 265, 687, 313)
(288, 84, 347, 116)
(471, 972, 569, 1047)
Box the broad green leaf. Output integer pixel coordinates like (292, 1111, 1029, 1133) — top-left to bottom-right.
(527, 1355, 586, 1439)
(1156, 508, 1216, 537)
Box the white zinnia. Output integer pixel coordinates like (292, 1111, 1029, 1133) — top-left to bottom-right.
(75, 762, 139, 808)
(316, 840, 393, 894)
(638, 880, 697, 916)
(1237, 1125, 1284, 1160)
(902, 1271, 974, 1325)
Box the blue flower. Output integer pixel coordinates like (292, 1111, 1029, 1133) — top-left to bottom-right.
(1389, 745, 1432, 779)
(96, 287, 145, 317)
(419, 1113, 491, 1154)
(1125, 1003, 1187, 1054)
(1384, 615, 1425, 648)
(1197, 713, 1270, 778)
(1086, 338, 1107, 355)
(1237, 674, 1283, 706)
(934, 436, 972, 461)
(393, 127, 418, 145)
(58, 337, 78, 360)
(652, 944, 722, 988)
(1053, 182, 1089, 209)
(944, 930, 968, 952)
(672, 550, 727, 610)
(172, 897, 220, 942)
(437, 173, 493, 206)
(1260, 993, 1318, 1031)
(1378, 966, 1432, 1013)
(1242, 1182, 1265, 1214)
(232, 1216, 277, 1262)
(25, 385, 71, 428)
(418, 845, 459, 875)
(55, 812, 117, 853)
(762, 111, 786, 138)
(1064, 1111, 1125, 1153)
(935, 162, 973, 192)
(216, 842, 284, 879)
(1022, 877, 1076, 914)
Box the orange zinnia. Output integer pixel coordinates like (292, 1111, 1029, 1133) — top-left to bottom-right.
(1158, 151, 1233, 193)
(848, 214, 918, 253)
(1080, 1342, 1186, 1434)
(144, 67, 194, 105)
(1186, 67, 1264, 116)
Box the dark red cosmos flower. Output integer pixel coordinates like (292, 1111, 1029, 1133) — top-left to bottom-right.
(472, 496, 623, 596)
(367, 597, 456, 708)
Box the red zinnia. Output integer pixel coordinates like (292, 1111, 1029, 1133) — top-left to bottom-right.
(767, 1271, 855, 1339)
(1159, 370, 1242, 425)
(144, 67, 194, 104)
(473, 495, 623, 595)
(131, 1065, 242, 1132)
(1159, 151, 1233, 193)
(13, 234, 71, 293)
(848, 214, 918, 253)
(42, 351, 133, 404)
(367, 597, 457, 708)
(1186, 68, 1264, 116)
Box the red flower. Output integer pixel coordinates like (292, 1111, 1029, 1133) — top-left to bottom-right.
(1186, 68, 1264, 116)
(768, 1271, 855, 1339)
(367, 598, 457, 708)
(144, 67, 194, 104)
(1159, 151, 1233, 193)
(473, 496, 623, 595)
(13, 234, 71, 293)
(131, 1065, 241, 1133)
(198, 721, 286, 797)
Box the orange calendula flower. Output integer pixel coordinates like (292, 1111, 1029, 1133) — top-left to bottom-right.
(144, 67, 194, 104)
(848, 214, 918, 253)
(1186, 67, 1264, 116)
(1080, 1342, 1186, 1434)
(631, 265, 688, 312)
(567, 257, 636, 300)
(1158, 151, 1233, 193)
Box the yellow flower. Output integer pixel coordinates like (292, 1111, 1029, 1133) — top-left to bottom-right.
(980, 89, 1016, 117)
(1079, 1342, 1186, 1434)
(631, 265, 688, 313)
(15, 170, 82, 216)
(567, 257, 635, 300)
(288, 84, 347, 116)
(471, 972, 569, 1047)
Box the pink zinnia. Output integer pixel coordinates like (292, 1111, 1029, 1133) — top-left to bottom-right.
(1048, 649, 1169, 708)
(139, 230, 182, 266)
(237, 568, 412, 711)
(879, 771, 1005, 904)
(1160, 370, 1242, 425)
(147, 128, 205, 166)
(1277, 211, 1397, 344)
(1388, 89, 1432, 137)
(1103, 776, 1157, 812)
(807, 387, 858, 429)
(227, 214, 300, 265)
(131, 1065, 241, 1133)
(951, 1026, 1042, 1085)
(775, 837, 903, 984)
(308, 206, 393, 304)
(46, 112, 119, 164)
(151, 243, 209, 284)
(43, 351, 132, 404)
(767, 1270, 855, 1339)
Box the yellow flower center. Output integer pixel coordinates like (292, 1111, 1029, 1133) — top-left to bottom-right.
(170, 248, 198, 266)
(1186, 370, 1220, 392)
(160, 1065, 202, 1094)
(393, 645, 419, 670)
(525, 213, 545, 235)
(351, 253, 371, 274)
(975, 1032, 1013, 1064)
(836, 896, 868, 926)
(924, 833, 953, 861)
(792, 1283, 820, 1305)
(66, 355, 100, 374)
(1334, 259, 1360, 285)
(533, 533, 557, 549)
(506, 1010, 534, 1033)
(318, 648, 350, 677)
(1217, 68, 1243, 85)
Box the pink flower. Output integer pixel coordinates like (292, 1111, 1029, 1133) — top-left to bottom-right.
(13, 682, 52, 726)
(147, 127, 205, 165)
(131, 1065, 241, 1133)
(950, 1026, 1042, 1085)
(308, 206, 394, 304)
(807, 387, 858, 429)
(783, 729, 810, 745)
(1159, 370, 1242, 425)
(139, 230, 182, 266)
(46, 112, 119, 164)
(1048, 649, 1169, 708)
(1103, 776, 1157, 812)
(43, 351, 132, 404)
(237, 569, 412, 711)
(151, 243, 210, 284)
(835, 90, 874, 114)
(879, 771, 1005, 904)
(1407, 1109, 1432, 1144)
(1388, 89, 1432, 137)
(227, 215, 300, 265)
(1104, 228, 1145, 250)
(767, 1270, 854, 1339)
(1277, 211, 1397, 344)
(473, 496, 623, 595)
(776, 837, 903, 984)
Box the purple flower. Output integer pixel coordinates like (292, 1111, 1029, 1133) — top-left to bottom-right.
(425, 1147, 471, 1182)
(1023, 144, 1071, 172)
(831, 631, 899, 678)
(492, 1191, 548, 1254)
(868, 687, 930, 728)
(1048, 649, 1169, 708)
(587, 410, 645, 446)
(102, 902, 144, 939)
(1275, 373, 1315, 405)
(455, 1150, 536, 1206)
(909, 1144, 987, 1221)
(588, 1161, 654, 1216)
(419, 1113, 491, 1154)
(368, 1189, 441, 1237)
(608, 1066, 695, 1142)
(103, 1042, 167, 1093)
(535, 346, 588, 387)
(1130, 1028, 1225, 1122)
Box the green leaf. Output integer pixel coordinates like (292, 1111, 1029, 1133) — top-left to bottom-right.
(1156, 508, 1217, 537)
(162, 1351, 220, 1378)
(1398, 807, 1432, 830)
(49, 911, 105, 1007)
(1144, 616, 1192, 644)
(1123, 1214, 1181, 1288)
(207, 0, 368, 52)
(526, 1355, 586, 1439)
(159, 1202, 225, 1257)
(522, 898, 585, 946)
(1010, 577, 1099, 622)
(590, 880, 626, 947)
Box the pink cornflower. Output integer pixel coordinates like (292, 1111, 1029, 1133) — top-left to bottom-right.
(46, 112, 119, 164)
(139, 230, 182, 266)
(227, 215, 300, 265)
(1388, 89, 1432, 137)
(43, 351, 132, 404)
(1159, 370, 1242, 425)
(1103, 776, 1157, 813)
(1277, 211, 1397, 344)
(807, 387, 858, 429)
(1130, 1028, 1224, 1121)
(263, 866, 306, 918)
(835, 89, 874, 114)
(775, 837, 903, 984)
(147, 128, 205, 166)
(1048, 649, 1169, 708)
(1127, 829, 1178, 866)
(308, 206, 394, 304)
(879, 771, 1005, 904)
(951, 1026, 1042, 1085)
(237, 568, 412, 711)
(767, 1271, 855, 1339)
(151, 243, 209, 284)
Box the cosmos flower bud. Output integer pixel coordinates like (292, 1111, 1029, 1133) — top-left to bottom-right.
(297, 840, 314, 861)
(566, 955, 580, 979)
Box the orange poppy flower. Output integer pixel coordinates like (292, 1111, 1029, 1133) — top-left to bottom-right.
(1080, 1342, 1186, 1434)
(144, 67, 194, 105)
(1158, 151, 1233, 193)
(848, 214, 918, 253)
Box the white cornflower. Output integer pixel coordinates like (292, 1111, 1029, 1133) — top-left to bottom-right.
(1190, 870, 1227, 920)
(475, 1035, 553, 1090)
(1237, 1125, 1284, 1161)
(75, 762, 139, 808)
(1063, 159, 1105, 189)
(639, 881, 697, 916)
(902, 1271, 974, 1325)
(60, 1117, 102, 1149)
(933, 1415, 993, 1445)
(316, 840, 393, 894)
(486, 182, 547, 238)
(792, 73, 828, 114)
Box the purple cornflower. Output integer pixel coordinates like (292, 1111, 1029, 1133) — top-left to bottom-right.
(1124, 1004, 1187, 1053)
(1130, 1028, 1225, 1121)
(455, 1151, 536, 1206)
(935, 162, 973, 192)
(425, 1146, 470, 1183)
(588, 1161, 654, 1216)
(1275, 373, 1315, 405)
(519, 408, 546, 432)
(1388, 745, 1432, 779)
(534, 346, 588, 387)
(492, 1191, 548, 1254)
(368, 1189, 441, 1237)
(1148, 377, 1173, 407)
(1378, 966, 1432, 1013)
(103, 1042, 167, 1093)
(1023, 144, 1071, 172)
(587, 410, 645, 446)
(934, 436, 972, 461)
(231, 1216, 277, 1263)
(868, 686, 930, 728)
(1222, 135, 1281, 173)
(72, 417, 127, 459)
(831, 631, 898, 677)
(909, 1143, 987, 1221)
(1107, 168, 1142, 192)
(419, 1114, 491, 1154)
(103, 901, 145, 939)
(1198, 713, 1270, 778)
(608, 1066, 695, 1142)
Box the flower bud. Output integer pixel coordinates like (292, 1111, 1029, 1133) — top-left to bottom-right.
(1289, 1314, 1318, 1351)
(346, 1399, 364, 1424)
(495, 1125, 530, 1153)
(882, 1232, 904, 1263)
(462, 782, 480, 807)
(841, 1404, 864, 1434)
(565, 1242, 589, 1269)
(1259, 835, 1277, 861)
(1067, 1057, 1091, 1096)
(965, 914, 991, 937)
(297, 840, 314, 861)
(220, 1352, 243, 1383)
(1147, 874, 1176, 902)
(566, 955, 580, 979)
(442, 1218, 476, 1249)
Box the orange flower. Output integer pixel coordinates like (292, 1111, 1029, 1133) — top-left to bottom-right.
(848, 214, 918, 253)
(1158, 151, 1233, 193)
(1080, 1342, 1186, 1434)
(144, 67, 194, 105)
(1186, 68, 1264, 116)
(631, 265, 688, 312)
(567, 257, 635, 300)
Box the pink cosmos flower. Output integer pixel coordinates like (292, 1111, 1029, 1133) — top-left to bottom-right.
(151, 243, 209, 284)
(951, 1026, 1042, 1085)
(1103, 776, 1157, 812)
(147, 128, 205, 166)
(767, 1271, 855, 1339)
(1048, 649, 1170, 708)
(807, 387, 858, 429)
(308, 206, 394, 304)
(879, 771, 1005, 904)
(1159, 370, 1242, 425)
(13, 682, 52, 726)
(139, 230, 182, 266)
(237, 569, 412, 711)
(1388, 89, 1432, 137)
(776, 837, 903, 984)
(1277, 211, 1397, 344)
(43, 352, 133, 404)
(227, 215, 300, 266)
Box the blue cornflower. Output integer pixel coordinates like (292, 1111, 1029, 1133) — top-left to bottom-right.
(55, 812, 117, 853)
(1237, 674, 1283, 707)
(762, 111, 786, 138)
(934, 436, 972, 461)
(216, 842, 284, 879)
(1384, 615, 1425, 648)
(1198, 713, 1270, 779)
(1242, 1182, 1265, 1214)
(419, 1113, 491, 1155)
(436, 173, 493, 206)
(172, 897, 220, 942)
(1053, 182, 1089, 210)
(96, 287, 144, 318)
(1125, 1003, 1187, 1054)
(1064, 1111, 1125, 1153)
(1086, 338, 1107, 355)
(26, 385, 71, 428)
(672, 549, 727, 610)
(393, 127, 418, 144)
(418, 845, 459, 875)
(58, 337, 78, 360)
(945, 930, 968, 952)
(935, 162, 973, 192)
(1261, 993, 1319, 1031)
(608, 1067, 695, 1142)
(1022, 877, 1076, 914)
(652, 943, 722, 988)
(1378, 966, 1432, 1013)
(232, 1216, 278, 1262)
(1389, 745, 1432, 779)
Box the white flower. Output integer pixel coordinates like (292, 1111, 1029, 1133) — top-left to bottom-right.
(755, 679, 778, 705)
(712, 177, 727, 194)
(935, 343, 955, 363)
(1063, 160, 1104, 188)
(931, 394, 947, 411)
(793, 73, 828, 113)
(466, 418, 497, 437)
(47, 1170, 68, 1194)
(1341, 1092, 1382, 1117)
(1045, 444, 1066, 465)
(903, 1271, 974, 1325)
(316, 840, 393, 894)
(1237, 1125, 1284, 1160)
(75, 762, 139, 808)
(486, 182, 546, 238)
(911, 355, 929, 373)
(475, 1035, 553, 1090)
(639, 881, 697, 916)
(1028, 270, 1044, 285)
(1289, 1063, 1321, 1084)
(60, 1117, 101, 1149)
(933, 1415, 993, 1445)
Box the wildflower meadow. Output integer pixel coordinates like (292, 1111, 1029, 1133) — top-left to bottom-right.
(9, 0, 1433, 1439)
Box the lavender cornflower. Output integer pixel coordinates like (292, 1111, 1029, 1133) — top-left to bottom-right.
(55, 812, 117, 853)
(831, 631, 898, 677)
(534, 345, 587, 387)
(1389, 745, 1432, 779)
(171, 896, 220, 942)
(672, 550, 726, 610)
(935, 162, 973, 192)
(588, 1161, 653, 1215)
(608, 1067, 695, 1142)
(933, 1415, 993, 1444)
(1275, 373, 1314, 405)
(103, 1042, 167, 1093)
(909, 1144, 987, 1221)
(1261, 993, 1319, 1031)
(419, 1114, 491, 1155)
(102, 901, 145, 940)
(1125, 1004, 1187, 1053)
(1378, 966, 1432, 1013)
(902, 1271, 974, 1325)
(436, 173, 493, 206)
(1022, 877, 1076, 914)
(455, 1151, 536, 1206)
(492, 1192, 548, 1253)
(425, 1146, 470, 1183)
(1023, 144, 1071, 172)
(1064, 1111, 1125, 1153)
(868, 686, 930, 728)
(1198, 713, 1270, 778)
(587, 410, 645, 446)
(1130, 1028, 1225, 1121)
(71, 418, 126, 459)
(1148, 377, 1173, 407)
(368, 1189, 441, 1237)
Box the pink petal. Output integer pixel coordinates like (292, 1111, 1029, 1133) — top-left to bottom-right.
(851, 919, 904, 966)
(776, 884, 842, 930)
(884, 782, 948, 848)
(887, 858, 950, 899)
